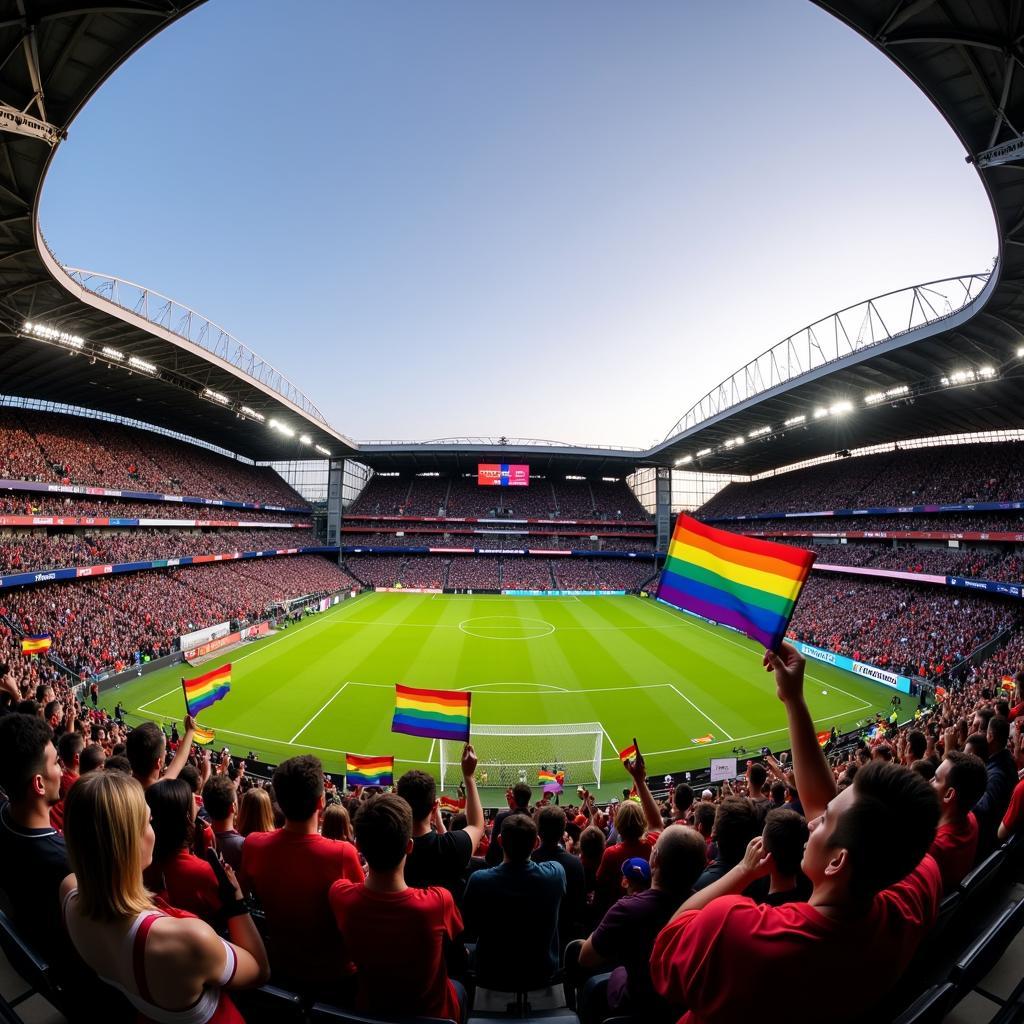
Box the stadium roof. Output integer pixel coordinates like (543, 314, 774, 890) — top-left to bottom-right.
(648, 0, 1024, 475)
(1, 1, 1022, 477)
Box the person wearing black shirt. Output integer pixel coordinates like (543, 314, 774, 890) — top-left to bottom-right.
(533, 804, 586, 947)
(397, 743, 484, 894)
(486, 781, 532, 865)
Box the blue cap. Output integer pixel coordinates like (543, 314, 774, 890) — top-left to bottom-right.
(621, 857, 651, 883)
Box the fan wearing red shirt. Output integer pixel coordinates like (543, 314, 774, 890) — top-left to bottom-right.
(50, 731, 84, 831)
(651, 643, 941, 1024)
(330, 793, 466, 1023)
(929, 750, 987, 892)
(240, 755, 364, 995)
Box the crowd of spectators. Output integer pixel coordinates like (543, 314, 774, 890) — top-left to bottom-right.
(350, 474, 650, 522)
(0, 408, 307, 507)
(0, 490, 313, 523)
(2, 642, 1020, 1023)
(0, 555, 354, 677)
(0, 528, 322, 575)
(700, 441, 1024, 518)
(340, 531, 655, 552)
(500, 560, 556, 590)
(447, 558, 500, 590)
(787, 576, 1019, 679)
(740, 512, 1024, 534)
(774, 540, 1024, 583)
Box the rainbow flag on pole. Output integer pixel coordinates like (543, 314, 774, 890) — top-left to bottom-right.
(538, 769, 565, 785)
(193, 725, 217, 746)
(182, 663, 231, 717)
(618, 743, 638, 765)
(21, 634, 51, 655)
(392, 685, 471, 742)
(657, 514, 815, 651)
(345, 753, 394, 787)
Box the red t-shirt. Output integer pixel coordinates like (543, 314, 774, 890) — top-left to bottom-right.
(241, 828, 364, 986)
(329, 880, 463, 1021)
(596, 833, 658, 910)
(928, 815, 979, 893)
(650, 855, 942, 1024)
(1008, 701, 1023, 723)
(159, 849, 224, 924)
(1002, 777, 1024, 836)
(49, 770, 79, 831)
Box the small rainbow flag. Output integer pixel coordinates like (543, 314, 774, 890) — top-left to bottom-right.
(392, 685, 471, 742)
(182, 663, 231, 717)
(346, 753, 394, 787)
(658, 514, 815, 652)
(1001, 675, 1016, 693)
(618, 743, 638, 765)
(440, 795, 466, 813)
(543, 781, 564, 795)
(21, 634, 51, 655)
(538, 769, 564, 785)
(193, 725, 217, 746)
(691, 734, 715, 745)
(816, 730, 832, 748)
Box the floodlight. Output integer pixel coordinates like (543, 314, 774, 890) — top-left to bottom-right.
(830, 401, 853, 416)
(748, 426, 771, 438)
(128, 356, 157, 374)
(696, 448, 712, 457)
(203, 388, 229, 405)
(240, 406, 265, 422)
(299, 434, 312, 444)
(675, 455, 693, 466)
(314, 444, 331, 457)
(784, 415, 806, 427)
(101, 346, 125, 361)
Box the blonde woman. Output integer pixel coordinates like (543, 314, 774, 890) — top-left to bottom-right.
(236, 786, 274, 837)
(60, 771, 269, 1024)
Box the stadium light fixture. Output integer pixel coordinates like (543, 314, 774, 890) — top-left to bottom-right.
(748, 426, 771, 438)
(696, 448, 712, 458)
(268, 418, 296, 438)
(978, 366, 996, 378)
(675, 455, 693, 466)
(314, 444, 331, 457)
(299, 434, 312, 445)
(784, 415, 806, 427)
(128, 356, 157, 375)
(23, 320, 84, 350)
(240, 405, 265, 422)
(813, 407, 827, 419)
(1018, 346, 1024, 358)
(101, 346, 125, 361)
(829, 401, 853, 416)
(202, 388, 229, 405)
(864, 392, 884, 405)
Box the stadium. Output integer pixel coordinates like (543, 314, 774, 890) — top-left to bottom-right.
(0, 2, 1022, 1024)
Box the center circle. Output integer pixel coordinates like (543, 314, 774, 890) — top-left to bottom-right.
(459, 616, 555, 640)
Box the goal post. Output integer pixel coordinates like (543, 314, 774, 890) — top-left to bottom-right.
(439, 722, 604, 790)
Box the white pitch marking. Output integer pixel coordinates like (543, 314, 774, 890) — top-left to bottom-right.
(666, 683, 735, 741)
(289, 683, 349, 744)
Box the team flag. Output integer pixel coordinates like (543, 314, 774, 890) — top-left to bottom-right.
(21, 634, 51, 655)
(440, 795, 466, 813)
(392, 685, 471, 742)
(618, 743, 638, 765)
(345, 753, 394, 787)
(182, 663, 231, 717)
(657, 514, 815, 652)
(691, 734, 715, 745)
(192, 725, 217, 746)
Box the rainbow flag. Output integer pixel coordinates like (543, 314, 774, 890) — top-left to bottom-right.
(538, 769, 565, 785)
(21, 634, 51, 655)
(440, 795, 466, 813)
(817, 730, 832, 748)
(543, 781, 564, 795)
(657, 514, 815, 651)
(618, 743, 638, 764)
(182, 663, 231, 717)
(346, 753, 394, 787)
(392, 685, 471, 742)
(193, 725, 217, 746)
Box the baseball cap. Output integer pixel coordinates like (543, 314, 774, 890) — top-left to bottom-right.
(621, 857, 651, 883)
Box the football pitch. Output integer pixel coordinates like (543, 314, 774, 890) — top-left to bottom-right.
(103, 592, 897, 797)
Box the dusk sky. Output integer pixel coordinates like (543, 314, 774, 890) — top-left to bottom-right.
(41, 0, 996, 450)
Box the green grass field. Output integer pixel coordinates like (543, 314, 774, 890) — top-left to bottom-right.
(103, 592, 897, 797)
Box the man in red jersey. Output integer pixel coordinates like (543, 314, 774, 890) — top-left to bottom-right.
(650, 642, 941, 1024)
(241, 754, 364, 996)
(929, 750, 987, 892)
(330, 794, 465, 1023)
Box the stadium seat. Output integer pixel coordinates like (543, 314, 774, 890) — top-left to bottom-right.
(309, 1003, 456, 1024)
(890, 983, 959, 1024)
(231, 983, 306, 1024)
(959, 850, 1007, 907)
(948, 897, 1024, 994)
(0, 993, 25, 1024)
(0, 908, 55, 1009)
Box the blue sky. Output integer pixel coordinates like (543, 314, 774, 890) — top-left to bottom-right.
(41, 0, 995, 449)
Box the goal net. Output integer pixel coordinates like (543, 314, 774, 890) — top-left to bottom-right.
(439, 722, 604, 790)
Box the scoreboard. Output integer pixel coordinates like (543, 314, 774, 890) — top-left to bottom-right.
(478, 463, 530, 487)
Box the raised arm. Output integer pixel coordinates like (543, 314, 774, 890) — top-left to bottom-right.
(624, 742, 664, 834)
(163, 714, 197, 780)
(763, 643, 836, 821)
(460, 743, 485, 852)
